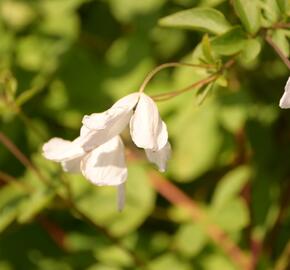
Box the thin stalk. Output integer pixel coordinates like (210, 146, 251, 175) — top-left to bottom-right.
(271, 22, 290, 29)
(139, 62, 215, 93)
(152, 74, 219, 102)
(0, 131, 48, 185)
(151, 58, 235, 101)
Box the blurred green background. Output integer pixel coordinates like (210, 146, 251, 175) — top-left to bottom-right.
(0, 0, 290, 269)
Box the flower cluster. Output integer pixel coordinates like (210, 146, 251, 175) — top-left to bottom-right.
(42, 92, 171, 210)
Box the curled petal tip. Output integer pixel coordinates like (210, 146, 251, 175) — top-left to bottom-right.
(280, 76, 290, 109)
(145, 142, 171, 172)
(279, 92, 290, 109)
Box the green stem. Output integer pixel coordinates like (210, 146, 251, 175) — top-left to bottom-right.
(139, 62, 215, 93)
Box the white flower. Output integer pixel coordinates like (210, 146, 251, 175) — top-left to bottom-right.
(82, 92, 171, 171)
(42, 92, 171, 211)
(279, 76, 290, 109)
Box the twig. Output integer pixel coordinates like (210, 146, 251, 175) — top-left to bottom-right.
(149, 171, 251, 270)
(139, 62, 215, 93)
(271, 22, 290, 29)
(38, 216, 68, 251)
(152, 74, 219, 101)
(265, 35, 290, 70)
(151, 58, 235, 101)
(0, 131, 49, 186)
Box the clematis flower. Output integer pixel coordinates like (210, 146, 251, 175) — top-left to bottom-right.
(82, 92, 171, 172)
(279, 76, 290, 108)
(42, 91, 171, 211)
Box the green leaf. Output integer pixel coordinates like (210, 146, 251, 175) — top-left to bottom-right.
(240, 38, 261, 62)
(201, 254, 236, 270)
(260, 0, 280, 24)
(174, 223, 207, 257)
(108, 0, 165, 22)
(277, 0, 289, 13)
(0, 185, 27, 232)
(210, 198, 250, 232)
(0, 70, 17, 102)
(271, 30, 290, 57)
(95, 244, 133, 267)
(149, 254, 191, 270)
(211, 26, 247, 56)
(209, 198, 250, 232)
(0, 1, 36, 30)
(159, 7, 231, 35)
(18, 187, 55, 223)
(201, 34, 216, 63)
(196, 82, 214, 105)
(212, 166, 251, 207)
(169, 98, 223, 181)
(233, 0, 261, 34)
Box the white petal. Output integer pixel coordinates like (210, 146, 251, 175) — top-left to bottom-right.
(82, 93, 139, 130)
(80, 93, 139, 151)
(117, 183, 126, 212)
(61, 155, 83, 173)
(145, 142, 171, 172)
(157, 121, 169, 150)
(80, 136, 127, 186)
(279, 77, 290, 109)
(42, 137, 85, 162)
(112, 93, 140, 109)
(130, 93, 168, 150)
(80, 125, 91, 137)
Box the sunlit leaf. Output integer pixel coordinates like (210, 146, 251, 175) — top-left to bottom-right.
(210, 198, 250, 232)
(240, 38, 262, 62)
(149, 253, 191, 270)
(0, 185, 27, 232)
(18, 187, 55, 223)
(174, 223, 207, 257)
(271, 30, 290, 57)
(169, 97, 223, 181)
(159, 7, 231, 35)
(212, 166, 251, 207)
(233, 0, 261, 34)
(211, 26, 247, 56)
